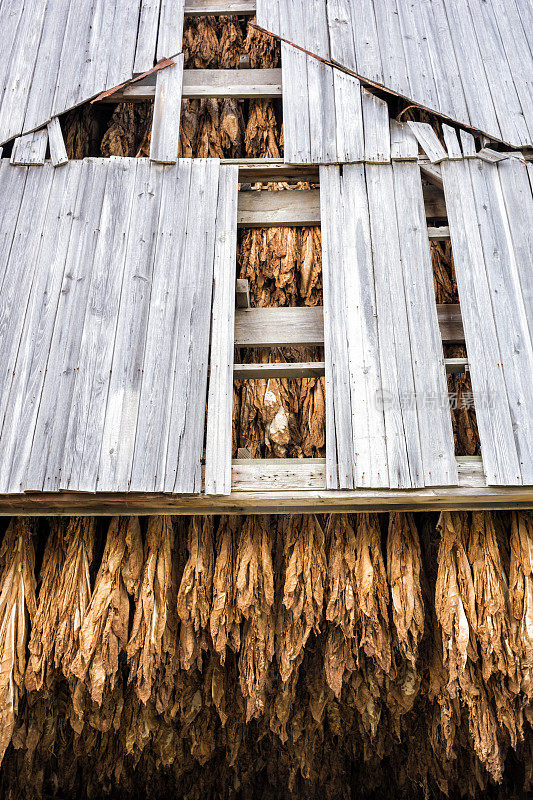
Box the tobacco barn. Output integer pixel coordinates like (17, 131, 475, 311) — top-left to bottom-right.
(0, 1, 532, 798)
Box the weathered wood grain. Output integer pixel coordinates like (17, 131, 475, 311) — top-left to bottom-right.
(150, 56, 185, 164)
(60, 159, 138, 492)
(47, 117, 68, 166)
(0, 163, 82, 493)
(27, 159, 109, 492)
(257, 0, 533, 148)
(205, 165, 239, 495)
(98, 160, 164, 492)
(10, 129, 48, 165)
(442, 157, 524, 485)
(407, 121, 447, 163)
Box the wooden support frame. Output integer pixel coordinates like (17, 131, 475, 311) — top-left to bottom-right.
(2, 458, 533, 514)
(234, 305, 465, 347)
(237, 187, 448, 225)
(103, 69, 282, 102)
(184, 0, 257, 15)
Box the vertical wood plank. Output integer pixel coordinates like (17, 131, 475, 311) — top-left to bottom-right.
(441, 158, 522, 484)
(339, 164, 389, 487)
(442, 124, 463, 160)
(156, 0, 186, 58)
(130, 160, 193, 492)
(60, 158, 139, 492)
(281, 42, 311, 163)
(149, 56, 185, 164)
(0, 162, 81, 493)
(0, 165, 55, 457)
(163, 159, 221, 493)
(392, 161, 457, 486)
(362, 89, 390, 164)
(47, 117, 68, 166)
(390, 120, 418, 161)
(98, 160, 164, 492)
(319, 166, 353, 488)
(22, 0, 70, 135)
(333, 69, 364, 163)
(205, 165, 239, 495)
(26, 159, 109, 491)
(366, 163, 423, 488)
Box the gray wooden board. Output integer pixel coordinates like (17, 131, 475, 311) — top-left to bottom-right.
(157, 0, 186, 59)
(98, 160, 165, 492)
(10, 129, 48, 165)
(0, 162, 82, 493)
(362, 89, 391, 163)
(0, 165, 55, 463)
(59, 159, 139, 492)
(320, 162, 456, 490)
(205, 165, 239, 496)
(257, 0, 533, 147)
(27, 159, 110, 492)
(407, 121, 447, 163)
(281, 42, 368, 165)
(0, 158, 230, 494)
(442, 158, 526, 485)
(162, 159, 220, 494)
(0, 0, 187, 145)
(135, 0, 163, 73)
(47, 117, 68, 167)
(150, 55, 185, 164)
(320, 166, 355, 488)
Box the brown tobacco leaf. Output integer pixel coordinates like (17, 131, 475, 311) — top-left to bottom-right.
(210, 517, 241, 662)
(244, 18, 281, 68)
(276, 516, 326, 684)
(54, 517, 97, 680)
(26, 520, 68, 693)
(509, 512, 533, 701)
(219, 17, 244, 68)
(325, 515, 357, 697)
(234, 516, 275, 720)
(355, 514, 392, 675)
(127, 517, 177, 708)
(435, 512, 477, 696)
(468, 512, 518, 688)
(244, 100, 281, 157)
(387, 514, 425, 667)
(184, 18, 219, 67)
(177, 517, 214, 671)
(0, 519, 37, 764)
(70, 517, 143, 706)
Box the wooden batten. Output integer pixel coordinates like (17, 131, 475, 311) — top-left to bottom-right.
(235, 305, 464, 347)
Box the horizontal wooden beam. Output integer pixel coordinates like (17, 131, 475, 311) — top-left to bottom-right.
(233, 358, 468, 379)
(104, 69, 282, 102)
(238, 188, 320, 226)
(235, 306, 325, 347)
(428, 225, 450, 241)
(237, 187, 446, 226)
(234, 362, 326, 378)
(235, 304, 465, 347)
(185, 0, 257, 15)
(2, 459, 533, 514)
(224, 158, 320, 184)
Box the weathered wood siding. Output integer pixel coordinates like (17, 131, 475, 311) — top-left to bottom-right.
(0, 0, 185, 146)
(258, 0, 533, 147)
(281, 42, 389, 164)
(0, 158, 238, 495)
(442, 155, 533, 486)
(320, 161, 457, 490)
